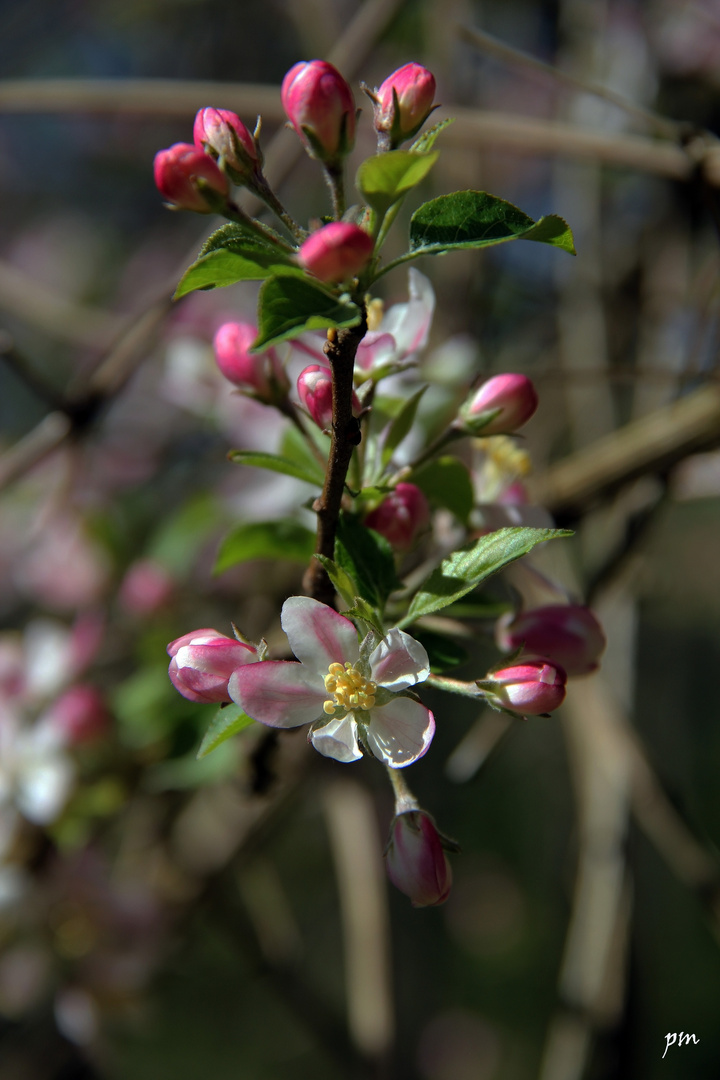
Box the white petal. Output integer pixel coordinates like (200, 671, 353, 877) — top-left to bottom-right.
(380, 269, 435, 359)
(365, 697, 435, 768)
(229, 661, 327, 728)
(369, 628, 430, 691)
(310, 717, 363, 763)
(17, 754, 75, 825)
(281, 596, 359, 675)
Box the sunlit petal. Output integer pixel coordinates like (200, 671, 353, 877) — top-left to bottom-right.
(229, 661, 326, 728)
(365, 697, 435, 768)
(281, 596, 359, 675)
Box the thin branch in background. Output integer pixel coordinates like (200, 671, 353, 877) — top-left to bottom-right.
(0, 331, 66, 409)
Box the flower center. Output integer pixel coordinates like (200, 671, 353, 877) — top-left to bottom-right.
(323, 662, 377, 715)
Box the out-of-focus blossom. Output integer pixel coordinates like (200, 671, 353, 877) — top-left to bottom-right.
(119, 559, 174, 616)
(43, 685, 109, 745)
(213, 321, 290, 402)
(461, 373, 539, 435)
(153, 143, 229, 212)
(0, 710, 75, 826)
(481, 659, 566, 716)
(297, 364, 361, 429)
(365, 483, 430, 550)
(229, 596, 434, 768)
(373, 63, 437, 146)
(297, 222, 374, 284)
(167, 628, 257, 704)
(193, 107, 259, 183)
(385, 809, 452, 906)
(281, 60, 356, 163)
(496, 605, 606, 677)
(15, 514, 110, 613)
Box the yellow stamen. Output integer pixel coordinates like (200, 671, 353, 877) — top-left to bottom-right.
(322, 660, 377, 716)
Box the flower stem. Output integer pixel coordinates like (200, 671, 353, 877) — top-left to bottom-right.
(224, 201, 295, 252)
(251, 177, 307, 244)
(386, 765, 420, 815)
(426, 674, 484, 698)
(324, 163, 346, 220)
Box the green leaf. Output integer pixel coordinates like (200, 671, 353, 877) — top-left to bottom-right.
(174, 245, 298, 299)
(413, 456, 475, 524)
(381, 385, 427, 468)
(228, 449, 324, 487)
(214, 519, 316, 574)
(341, 596, 386, 637)
(401, 527, 572, 625)
(409, 191, 576, 257)
(413, 629, 469, 673)
(197, 703, 256, 759)
(356, 150, 438, 217)
(410, 118, 455, 154)
(199, 222, 286, 258)
(255, 274, 361, 349)
(335, 513, 402, 610)
(280, 424, 328, 487)
(314, 555, 359, 608)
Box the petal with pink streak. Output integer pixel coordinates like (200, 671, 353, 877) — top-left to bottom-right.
(228, 661, 326, 728)
(310, 717, 363, 763)
(281, 596, 359, 675)
(369, 628, 430, 691)
(365, 697, 435, 768)
(356, 332, 397, 371)
(380, 269, 435, 358)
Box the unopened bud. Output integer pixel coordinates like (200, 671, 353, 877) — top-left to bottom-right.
(46, 685, 109, 744)
(482, 659, 566, 716)
(373, 63, 437, 146)
(496, 605, 606, 677)
(461, 373, 539, 435)
(153, 143, 229, 212)
(297, 364, 361, 429)
(167, 629, 256, 704)
(193, 107, 260, 184)
(281, 60, 356, 163)
(298, 222, 374, 284)
(364, 483, 430, 550)
(385, 810, 452, 907)
(213, 321, 289, 402)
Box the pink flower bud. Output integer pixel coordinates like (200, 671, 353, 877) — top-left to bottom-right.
(496, 605, 606, 677)
(364, 483, 430, 550)
(463, 373, 539, 434)
(281, 60, 356, 162)
(153, 143, 229, 212)
(297, 364, 361, 430)
(483, 659, 567, 716)
(167, 629, 256, 704)
(193, 107, 259, 182)
(385, 810, 452, 907)
(46, 685, 109, 744)
(119, 559, 174, 616)
(298, 222, 374, 284)
(374, 63, 437, 144)
(213, 321, 289, 402)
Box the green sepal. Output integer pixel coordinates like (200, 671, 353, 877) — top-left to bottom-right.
(410, 118, 455, 154)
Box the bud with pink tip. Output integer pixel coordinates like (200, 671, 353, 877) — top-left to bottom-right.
(364, 483, 430, 550)
(154, 143, 229, 212)
(298, 222, 374, 284)
(496, 605, 606, 677)
(460, 373, 539, 435)
(297, 364, 361, 430)
(373, 63, 437, 147)
(193, 107, 260, 184)
(481, 659, 567, 716)
(45, 685, 109, 744)
(213, 321, 290, 402)
(281, 60, 356, 163)
(167, 629, 256, 704)
(385, 810, 452, 907)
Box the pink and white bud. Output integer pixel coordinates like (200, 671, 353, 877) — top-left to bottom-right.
(298, 222, 374, 284)
(281, 60, 356, 162)
(496, 605, 606, 677)
(297, 364, 361, 430)
(462, 373, 539, 435)
(167, 629, 256, 704)
(45, 685, 109, 744)
(193, 107, 259, 182)
(153, 143, 229, 213)
(119, 559, 174, 616)
(364, 483, 430, 550)
(483, 659, 567, 716)
(213, 321, 289, 402)
(374, 63, 437, 145)
(385, 810, 452, 907)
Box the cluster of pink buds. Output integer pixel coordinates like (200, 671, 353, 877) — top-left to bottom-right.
(496, 604, 606, 677)
(214, 321, 290, 404)
(364, 483, 430, 551)
(385, 810, 452, 907)
(480, 659, 567, 717)
(154, 143, 229, 213)
(297, 364, 361, 430)
(297, 222, 374, 284)
(167, 629, 257, 704)
(370, 63, 438, 149)
(281, 60, 356, 165)
(459, 373, 539, 436)
(193, 107, 260, 185)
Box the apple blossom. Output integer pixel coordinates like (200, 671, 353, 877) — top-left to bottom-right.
(373, 63, 437, 147)
(297, 222, 374, 284)
(153, 143, 229, 212)
(481, 659, 567, 716)
(364, 484, 430, 550)
(297, 364, 361, 429)
(385, 810, 452, 906)
(461, 373, 539, 435)
(229, 597, 435, 768)
(281, 60, 356, 163)
(167, 629, 257, 704)
(193, 107, 259, 182)
(496, 605, 606, 677)
(213, 321, 289, 402)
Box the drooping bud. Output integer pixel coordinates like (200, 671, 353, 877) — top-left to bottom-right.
(373, 63, 437, 147)
(153, 143, 229, 212)
(298, 222, 374, 284)
(364, 483, 430, 550)
(297, 364, 361, 430)
(213, 321, 290, 402)
(460, 373, 539, 435)
(496, 605, 606, 677)
(482, 659, 567, 716)
(281, 60, 356, 163)
(193, 107, 260, 184)
(385, 810, 452, 907)
(167, 629, 256, 704)
(45, 685, 109, 744)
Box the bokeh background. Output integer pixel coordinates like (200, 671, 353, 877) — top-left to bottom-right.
(1, 1, 720, 1078)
